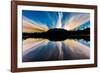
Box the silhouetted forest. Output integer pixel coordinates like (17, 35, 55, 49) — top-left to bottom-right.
(23, 28, 90, 41)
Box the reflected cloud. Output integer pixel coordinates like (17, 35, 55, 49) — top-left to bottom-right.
(63, 39, 90, 59)
(55, 41, 63, 59)
(23, 39, 90, 62)
(23, 38, 49, 56)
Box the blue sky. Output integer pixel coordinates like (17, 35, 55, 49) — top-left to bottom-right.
(22, 10, 90, 30)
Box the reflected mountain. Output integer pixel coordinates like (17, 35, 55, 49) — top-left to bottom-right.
(23, 28, 90, 41)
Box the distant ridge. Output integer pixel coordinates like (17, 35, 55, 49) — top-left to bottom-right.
(23, 28, 90, 41)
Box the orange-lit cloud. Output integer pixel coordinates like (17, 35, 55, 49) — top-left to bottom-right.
(64, 14, 90, 30)
(23, 16, 48, 33)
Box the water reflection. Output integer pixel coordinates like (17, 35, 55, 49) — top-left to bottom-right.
(22, 39, 90, 62)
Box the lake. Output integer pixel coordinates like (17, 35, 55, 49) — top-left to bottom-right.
(22, 38, 90, 62)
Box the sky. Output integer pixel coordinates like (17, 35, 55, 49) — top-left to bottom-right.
(22, 10, 90, 31)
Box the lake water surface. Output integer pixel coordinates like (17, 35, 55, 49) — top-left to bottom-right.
(22, 38, 90, 62)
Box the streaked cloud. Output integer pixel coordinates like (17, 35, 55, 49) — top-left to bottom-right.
(64, 13, 90, 30)
(23, 16, 48, 33)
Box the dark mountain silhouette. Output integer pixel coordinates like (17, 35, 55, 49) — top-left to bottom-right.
(23, 28, 90, 41)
